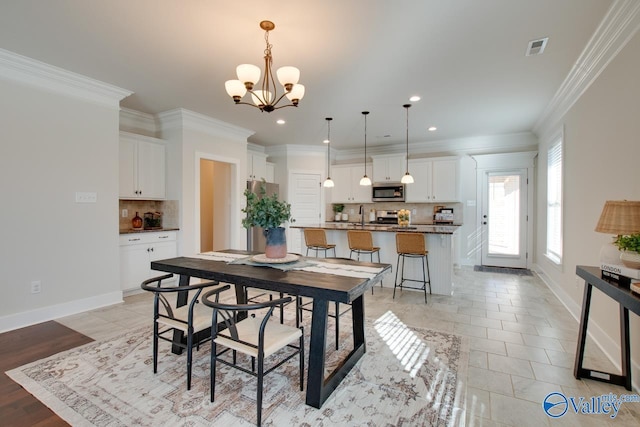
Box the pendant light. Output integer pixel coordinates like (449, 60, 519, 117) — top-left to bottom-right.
(323, 117, 334, 188)
(400, 104, 414, 184)
(359, 111, 372, 186)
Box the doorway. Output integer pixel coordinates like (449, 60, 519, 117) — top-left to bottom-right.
(480, 170, 528, 268)
(288, 172, 323, 254)
(200, 159, 232, 252)
(474, 152, 536, 270)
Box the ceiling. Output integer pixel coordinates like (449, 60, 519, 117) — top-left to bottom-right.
(0, 0, 613, 150)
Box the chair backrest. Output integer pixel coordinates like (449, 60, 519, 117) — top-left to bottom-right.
(304, 228, 328, 247)
(395, 232, 427, 255)
(347, 230, 374, 251)
(140, 274, 225, 324)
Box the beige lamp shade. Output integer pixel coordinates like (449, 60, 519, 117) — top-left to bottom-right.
(595, 200, 640, 234)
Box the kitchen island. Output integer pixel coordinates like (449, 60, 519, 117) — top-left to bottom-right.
(291, 223, 459, 295)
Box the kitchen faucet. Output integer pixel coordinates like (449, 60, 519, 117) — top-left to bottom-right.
(359, 205, 364, 226)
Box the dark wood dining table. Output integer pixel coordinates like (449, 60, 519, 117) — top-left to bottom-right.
(150, 250, 391, 409)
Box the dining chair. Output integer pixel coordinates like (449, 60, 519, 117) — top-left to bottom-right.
(201, 289, 304, 427)
(347, 229, 383, 294)
(394, 232, 431, 303)
(140, 274, 225, 390)
(303, 228, 336, 257)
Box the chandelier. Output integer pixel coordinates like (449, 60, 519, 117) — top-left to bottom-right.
(224, 21, 305, 112)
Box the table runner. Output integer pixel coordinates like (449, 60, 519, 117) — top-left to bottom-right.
(193, 252, 386, 279)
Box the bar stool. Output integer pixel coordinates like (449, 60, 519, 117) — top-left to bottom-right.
(347, 229, 383, 294)
(303, 228, 336, 258)
(394, 232, 431, 303)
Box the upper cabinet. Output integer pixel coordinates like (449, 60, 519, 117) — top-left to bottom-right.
(331, 164, 373, 203)
(247, 151, 268, 181)
(119, 132, 166, 200)
(406, 157, 460, 202)
(372, 154, 405, 183)
(265, 162, 275, 183)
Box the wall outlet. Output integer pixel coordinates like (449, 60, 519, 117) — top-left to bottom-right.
(412, 208, 417, 215)
(349, 209, 354, 214)
(31, 280, 41, 294)
(122, 209, 128, 217)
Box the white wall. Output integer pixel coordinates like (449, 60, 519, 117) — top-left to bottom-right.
(535, 29, 640, 387)
(0, 77, 123, 331)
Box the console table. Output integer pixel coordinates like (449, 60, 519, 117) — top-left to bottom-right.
(574, 265, 640, 390)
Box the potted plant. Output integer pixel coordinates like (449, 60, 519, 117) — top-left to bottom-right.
(332, 203, 345, 221)
(614, 233, 640, 269)
(242, 180, 294, 258)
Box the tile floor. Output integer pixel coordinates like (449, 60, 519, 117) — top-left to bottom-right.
(57, 267, 640, 426)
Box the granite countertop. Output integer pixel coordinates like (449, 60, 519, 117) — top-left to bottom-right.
(119, 228, 179, 235)
(291, 223, 460, 235)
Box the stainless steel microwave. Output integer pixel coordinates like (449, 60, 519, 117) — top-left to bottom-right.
(372, 183, 405, 202)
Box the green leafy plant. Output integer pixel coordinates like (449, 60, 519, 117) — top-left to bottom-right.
(242, 181, 293, 229)
(332, 203, 345, 214)
(614, 233, 640, 253)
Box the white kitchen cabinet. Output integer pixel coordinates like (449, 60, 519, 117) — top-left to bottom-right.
(406, 157, 460, 202)
(119, 132, 166, 199)
(372, 154, 405, 183)
(247, 151, 268, 181)
(119, 231, 177, 292)
(265, 162, 275, 183)
(330, 164, 372, 203)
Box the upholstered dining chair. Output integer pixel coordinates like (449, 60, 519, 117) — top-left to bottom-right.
(140, 274, 225, 390)
(303, 228, 336, 257)
(347, 229, 383, 294)
(201, 289, 304, 427)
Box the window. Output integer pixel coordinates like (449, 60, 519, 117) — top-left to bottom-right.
(546, 134, 563, 264)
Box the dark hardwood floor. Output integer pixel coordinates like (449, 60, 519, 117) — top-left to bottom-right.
(0, 321, 93, 426)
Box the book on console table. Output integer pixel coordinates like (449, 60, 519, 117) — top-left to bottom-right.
(600, 263, 640, 287)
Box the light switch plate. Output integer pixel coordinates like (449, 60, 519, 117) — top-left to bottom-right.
(76, 192, 97, 203)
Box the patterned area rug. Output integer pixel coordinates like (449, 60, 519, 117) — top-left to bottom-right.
(473, 265, 533, 276)
(7, 311, 468, 426)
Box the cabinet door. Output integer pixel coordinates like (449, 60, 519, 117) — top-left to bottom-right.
(247, 152, 268, 180)
(372, 157, 387, 182)
(330, 165, 353, 202)
(119, 138, 137, 198)
(119, 244, 152, 291)
(351, 164, 373, 203)
(137, 140, 166, 199)
(386, 156, 406, 182)
(406, 160, 433, 202)
(432, 159, 459, 201)
(265, 162, 275, 183)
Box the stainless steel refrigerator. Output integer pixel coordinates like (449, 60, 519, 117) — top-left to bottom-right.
(246, 180, 280, 252)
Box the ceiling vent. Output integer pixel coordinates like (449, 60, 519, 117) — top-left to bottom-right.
(526, 37, 548, 56)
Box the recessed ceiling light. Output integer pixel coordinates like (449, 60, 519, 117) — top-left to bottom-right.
(323, 139, 330, 144)
(428, 126, 437, 131)
(409, 95, 421, 102)
(276, 119, 285, 125)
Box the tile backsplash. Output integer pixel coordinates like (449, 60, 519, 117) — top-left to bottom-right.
(119, 200, 179, 232)
(327, 202, 463, 224)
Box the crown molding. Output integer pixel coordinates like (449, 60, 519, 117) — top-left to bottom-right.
(119, 107, 158, 136)
(266, 144, 327, 158)
(0, 48, 131, 108)
(533, 0, 640, 137)
(157, 108, 254, 141)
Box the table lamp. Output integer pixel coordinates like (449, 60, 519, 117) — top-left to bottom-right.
(595, 200, 640, 266)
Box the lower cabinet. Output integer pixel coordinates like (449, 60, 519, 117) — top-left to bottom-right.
(119, 231, 177, 292)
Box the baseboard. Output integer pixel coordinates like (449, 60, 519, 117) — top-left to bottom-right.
(534, 263, 639, 391)
(0, 291, 123, 333)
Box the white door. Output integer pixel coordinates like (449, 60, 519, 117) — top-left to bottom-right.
(288, 172, 322, 254)
(480, 169, 528, 268)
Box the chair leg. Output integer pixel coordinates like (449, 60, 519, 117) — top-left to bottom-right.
(426, 254, 432, 294)
(153, 321, 159, 373)
(299, 329, 305, 391)
(186, 327, 193, 390)
(257, 352, 265, 427)
(393, 254, 402, 299)
(210, 341, 217, 402)
(421, 255, 428, 304)
(335, 301, 340, 350)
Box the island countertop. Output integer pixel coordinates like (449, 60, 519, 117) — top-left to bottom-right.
(290, 223, 460, 234)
